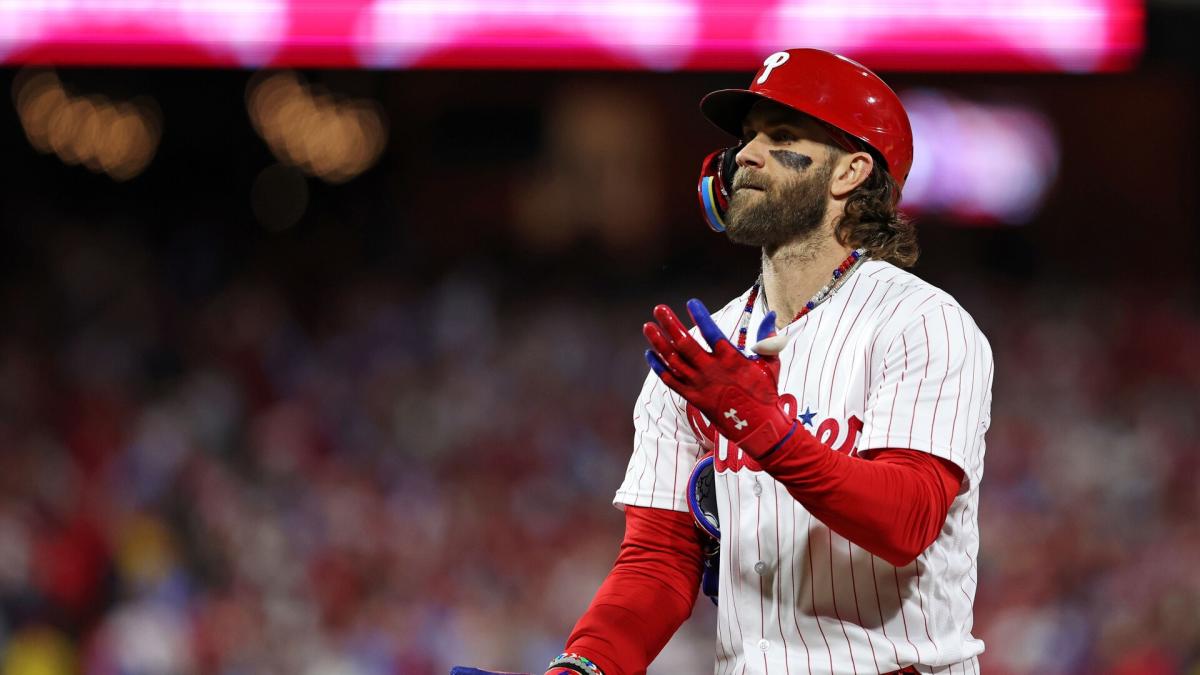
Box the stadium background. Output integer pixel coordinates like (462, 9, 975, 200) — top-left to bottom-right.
(0, 1, 1198, 673)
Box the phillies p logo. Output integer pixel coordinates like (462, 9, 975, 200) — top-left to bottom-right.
(757, 51, 790, 84)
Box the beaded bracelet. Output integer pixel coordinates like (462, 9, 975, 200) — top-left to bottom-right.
(546, 652, 604, 675)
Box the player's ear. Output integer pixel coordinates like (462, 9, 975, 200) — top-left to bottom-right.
(829, 151, 873, 199)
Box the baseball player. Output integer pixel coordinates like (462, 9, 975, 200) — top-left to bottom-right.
(454, 48, 992, 675)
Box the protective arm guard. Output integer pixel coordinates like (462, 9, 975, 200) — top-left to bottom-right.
(687, 453, 720, 604)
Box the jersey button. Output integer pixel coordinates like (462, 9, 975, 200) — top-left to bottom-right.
(752, 481, 762, 496)
(757, 639, 770, 652)
(754, 561, 768, 575)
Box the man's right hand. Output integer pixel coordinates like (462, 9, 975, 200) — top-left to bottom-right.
(644, 300, 796, 460)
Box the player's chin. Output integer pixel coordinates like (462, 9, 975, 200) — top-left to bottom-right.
(723, 218, 769, 247)
(725, 208, 791, 249)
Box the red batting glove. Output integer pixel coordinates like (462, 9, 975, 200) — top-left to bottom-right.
(643, 299, 797, 460)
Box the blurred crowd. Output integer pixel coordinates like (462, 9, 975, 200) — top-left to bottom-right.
(0, 221, 1198, 675)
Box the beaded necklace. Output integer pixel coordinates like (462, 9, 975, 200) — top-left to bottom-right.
(735, 248, 868, 350)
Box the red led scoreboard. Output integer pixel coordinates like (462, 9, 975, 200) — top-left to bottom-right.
(0, 0, 1143, 72)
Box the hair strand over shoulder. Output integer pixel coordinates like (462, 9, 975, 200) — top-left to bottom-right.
(833, 161, 919, 268)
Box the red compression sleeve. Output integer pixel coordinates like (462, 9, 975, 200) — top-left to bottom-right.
(564, 505, 704, 675)
(758, 432, 964, 567)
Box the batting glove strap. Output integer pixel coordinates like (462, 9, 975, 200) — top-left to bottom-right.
(755, 420, 800, 462)
(546, 653, 604, 675)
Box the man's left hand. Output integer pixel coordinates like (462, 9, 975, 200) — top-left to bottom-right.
(643, 299, 797, 459)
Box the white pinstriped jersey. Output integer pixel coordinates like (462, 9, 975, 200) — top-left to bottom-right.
(615, 260, 993, 675)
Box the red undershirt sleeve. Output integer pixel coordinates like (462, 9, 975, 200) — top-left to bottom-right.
(563, 505, 705, 675)
(757, 429, 965, 567)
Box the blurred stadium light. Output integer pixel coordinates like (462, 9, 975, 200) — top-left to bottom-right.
(245, 71, 388, 184)
(901, 91, 1060, 225)
(12, 69, 161, 181)
(251, 163, 310, 231)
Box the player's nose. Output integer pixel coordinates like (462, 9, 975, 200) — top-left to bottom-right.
(736, 136, 766, 169)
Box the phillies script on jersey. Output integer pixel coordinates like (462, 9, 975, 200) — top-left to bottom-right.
(616, 260, 993, 675)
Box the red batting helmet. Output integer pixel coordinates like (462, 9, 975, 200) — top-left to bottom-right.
(700, 48, 913, 189)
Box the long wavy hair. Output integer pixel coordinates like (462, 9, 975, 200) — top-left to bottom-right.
(831, 150, 919, 268)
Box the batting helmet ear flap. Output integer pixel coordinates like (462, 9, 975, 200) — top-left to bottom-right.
(697, 142, 743, 232)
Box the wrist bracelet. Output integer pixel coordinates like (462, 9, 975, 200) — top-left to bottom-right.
(547, 652, 604, 675)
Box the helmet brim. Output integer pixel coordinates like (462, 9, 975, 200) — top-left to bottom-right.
(701, 86, 886, 171)
(699, 88, 769, 139)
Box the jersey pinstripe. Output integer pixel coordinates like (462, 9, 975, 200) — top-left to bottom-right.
(615, 260, 993, 675)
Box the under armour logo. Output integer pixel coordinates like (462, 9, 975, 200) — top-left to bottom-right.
(757, 51, 790, 84)
(724, 408, 749, 430)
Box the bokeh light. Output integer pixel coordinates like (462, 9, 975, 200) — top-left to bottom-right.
(246, 71, 388, 184)
(902, 91, 1061, 225)
(251, 163, 310, 231)
(12, 70, 161, 182)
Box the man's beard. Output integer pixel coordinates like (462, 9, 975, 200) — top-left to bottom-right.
(724, 163, 831, 251)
